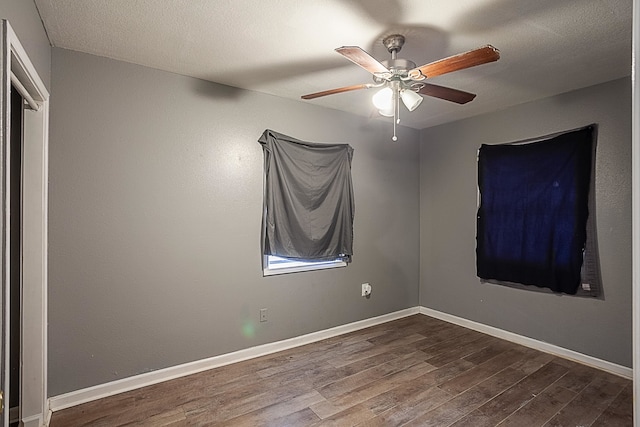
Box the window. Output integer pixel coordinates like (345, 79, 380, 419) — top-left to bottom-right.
(476, 125, 599, 295)
(263, 255, 347, 276)
(258, 130, 355, 276)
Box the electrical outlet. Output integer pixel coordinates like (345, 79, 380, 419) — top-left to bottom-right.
(260, 308, 268, 322)
(361, 283, 372, 297)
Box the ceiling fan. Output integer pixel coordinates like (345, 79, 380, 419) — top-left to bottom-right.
(301, 34, 500, 141)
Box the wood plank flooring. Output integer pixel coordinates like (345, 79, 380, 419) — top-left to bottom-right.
(49, 314, 632, 426)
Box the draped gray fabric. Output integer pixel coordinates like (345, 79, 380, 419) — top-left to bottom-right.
(259, 130, 354, 262)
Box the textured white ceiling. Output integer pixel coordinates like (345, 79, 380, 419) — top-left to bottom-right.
(34, 0, 632, 129)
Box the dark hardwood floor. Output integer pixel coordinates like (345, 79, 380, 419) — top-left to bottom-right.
(49, 314, 632, 426)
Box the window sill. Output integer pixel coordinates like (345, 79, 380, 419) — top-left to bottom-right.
(263, 257, 347, 276)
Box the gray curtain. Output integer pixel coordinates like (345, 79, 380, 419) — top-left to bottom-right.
(258, 129, 354, 262)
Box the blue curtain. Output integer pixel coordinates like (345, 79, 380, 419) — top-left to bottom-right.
(476, 126, 594, 294)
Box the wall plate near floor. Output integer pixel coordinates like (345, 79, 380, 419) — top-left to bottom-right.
(260, 308, 268, 322)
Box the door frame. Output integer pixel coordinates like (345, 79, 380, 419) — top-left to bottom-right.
(634, 1, 640, 424)
(1, 20, 49, 427)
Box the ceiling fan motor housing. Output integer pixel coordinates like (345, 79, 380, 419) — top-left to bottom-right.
(375, 59, 419, 91)
(380, 59, 416, 76)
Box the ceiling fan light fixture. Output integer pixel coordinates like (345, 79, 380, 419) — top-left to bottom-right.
(400, 89, 423, 112)
(372, 87, 394, 110)
(378, 107, 394, 117)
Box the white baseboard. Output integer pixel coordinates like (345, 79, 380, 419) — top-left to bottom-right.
(49, 305, 631, 415)
(48, 307, 419, 412)
(44, 400, 52, 427)
(419, 306, 633, 379)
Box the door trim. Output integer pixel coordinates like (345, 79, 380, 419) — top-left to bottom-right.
(1, 20, 49, 427)
(633, 1, 640, 424)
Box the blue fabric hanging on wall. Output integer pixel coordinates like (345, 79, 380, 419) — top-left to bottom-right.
(476, 126, 594, 295)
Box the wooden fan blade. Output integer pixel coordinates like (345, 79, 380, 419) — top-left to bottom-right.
(301, 83, 373, 100)
(409, 45, 500, 80)
(335, 46, 391, 78)
(417, 83, 477, 104)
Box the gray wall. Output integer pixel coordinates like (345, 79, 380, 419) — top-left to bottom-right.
(48, 48, 420, 396)
(46, 38, 633, 397)
(0, 0, 51, 89)
(419, 77, 632, 367)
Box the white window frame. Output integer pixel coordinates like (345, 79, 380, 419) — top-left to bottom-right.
(263, 255, 346, 276)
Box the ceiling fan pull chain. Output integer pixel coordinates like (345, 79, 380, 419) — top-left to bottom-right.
(392, 88, 398, 142)
(392, 118, 397, 141)
(397, 88, 401, 125)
